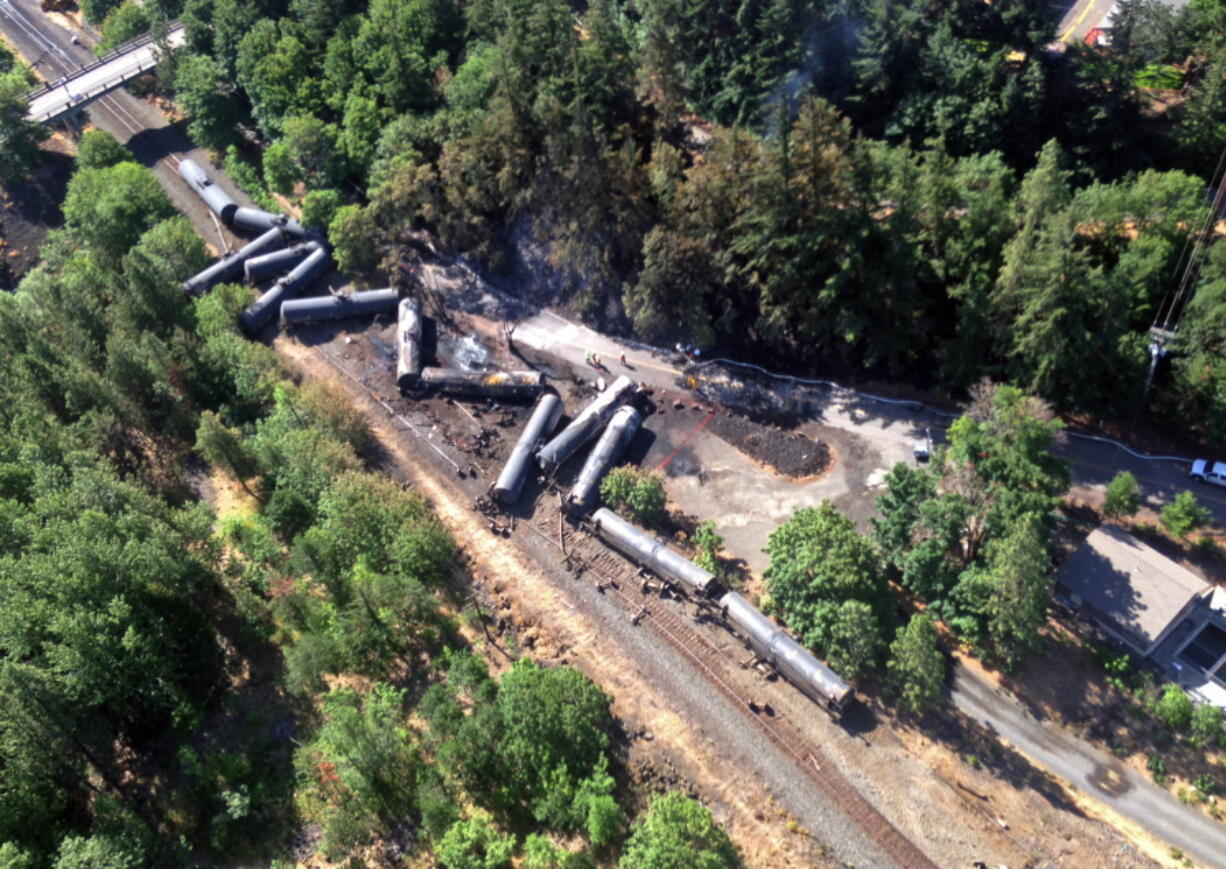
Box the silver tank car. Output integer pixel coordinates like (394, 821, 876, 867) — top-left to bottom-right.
(239, 245, 333, 335)
(231, 206, 309, 239)
(493, 393, 563, 505)
(420, 368, 546, 400)
(567, 405, 642, 512)
(280, 289, 399, 328)
(181, 227, 286, 296)
(718, 591, 852, 716)
(590, 507, 714, 596)
(178, 159, 237, 225)
(244, 242, 317, 283)
(396, 297, 422, 391)
(536, 375, 636, 474)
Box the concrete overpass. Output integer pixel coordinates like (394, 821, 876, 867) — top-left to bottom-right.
(24, 22, 184, 123)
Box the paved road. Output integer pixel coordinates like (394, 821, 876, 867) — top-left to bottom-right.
(953, 661, 1226, 868)
(24, 23, 185, 122)
(1055, 0, 1117, 43)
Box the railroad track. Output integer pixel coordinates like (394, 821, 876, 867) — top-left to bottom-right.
(520, 503, 938, 869)
(314, 288, 939, 869)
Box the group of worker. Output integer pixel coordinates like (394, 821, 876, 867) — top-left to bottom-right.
(585, 352, 630, 370)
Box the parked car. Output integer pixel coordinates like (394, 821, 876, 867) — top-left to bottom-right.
(913, 429, 932, 462)
(1189, 459, 1226, 487)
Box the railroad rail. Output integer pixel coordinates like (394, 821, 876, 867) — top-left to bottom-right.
(522, 509, 939, 869)
(313, 317, 940, 869)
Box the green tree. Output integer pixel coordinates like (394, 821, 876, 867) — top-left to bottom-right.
(1103, 471, 1142, 519)
(0, 844, 34, 869)
(1190, 703, 1224, 748)
(329, 204, 378, 273)
(824, 600, 884, 680)
(436, 811, 515, 869)
(692, 520, 724, 574)
(52, 835, 145, 869)
(62, 162, 176, 261)
(80, 0, 123, 25)
(301, 188, 342, 230)
(871, 463, 937, 567)
(0, 69, 50, 182)
(297, 684, 417, 859)
(195, 410, 261, 500)
(887, 614, 945, 715)
(492, 660, 613, 827)
(619, 792, 740, 869)
(262, 141, 301, 195)
(1153, 683, 1193, 731)
(1161, 491, 1210, 538)
(763, 502, 888, 661)
(972, 517, 1052, 668)
(75, 131, 130, 170)
(174, 55, 240, 153)
(97, 3, 151, 53)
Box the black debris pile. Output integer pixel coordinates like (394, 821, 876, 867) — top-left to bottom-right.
(706, 411, 831, 479)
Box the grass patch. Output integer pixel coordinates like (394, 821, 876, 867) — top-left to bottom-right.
(1134, 64, 1185, 90)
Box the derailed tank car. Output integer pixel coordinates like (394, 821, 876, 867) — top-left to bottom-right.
(232, 206, 310, 239)
(493, 392, 563, 505)
(280, 289, 400, 327)
(181, 227, 286, 296)
(240, 244, 333, 335)
(420, 368, 545, 400)
(245, 242, 317, 283)
(536, 375, 636, 474)
(590, 507, 714, 596)
(567, 405, 641, 512)
(396, 297, 423, 391)
(718, 591, 852, 717)
(178, 159, 236, 225)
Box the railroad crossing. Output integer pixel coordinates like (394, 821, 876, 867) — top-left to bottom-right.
(22, 21, 183, 123)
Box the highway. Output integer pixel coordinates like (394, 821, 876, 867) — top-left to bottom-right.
(23, 22, 185, 122)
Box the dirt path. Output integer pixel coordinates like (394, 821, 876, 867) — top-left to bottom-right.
(273, 337, 844, 868)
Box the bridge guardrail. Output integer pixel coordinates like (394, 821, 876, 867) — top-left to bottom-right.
(27, 56, 159, 122)
(23, 20, 181, 102)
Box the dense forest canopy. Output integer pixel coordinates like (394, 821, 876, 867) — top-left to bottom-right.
(130, 0, 1226, 440)
(0, 137, 740, 867)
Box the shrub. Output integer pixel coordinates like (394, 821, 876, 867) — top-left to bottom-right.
(1148, 753, 1168, 786)
(1191, 703, 1224, 748)
(1154, 684, 1194, 732)
(1103, 471, 1141, 519)
(1161, 491, 1210, 538)
(600, 466, 665, 524)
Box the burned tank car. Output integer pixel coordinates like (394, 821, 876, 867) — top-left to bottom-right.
(590, 507, 714, 596)
(396, 297, 423, 391)
(567, 405, 641, 512)
(718, 591, 852, 716)
(420, 368, 545, 400)
(493, 392, 563, 505)
(535, 375, 636, 474)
